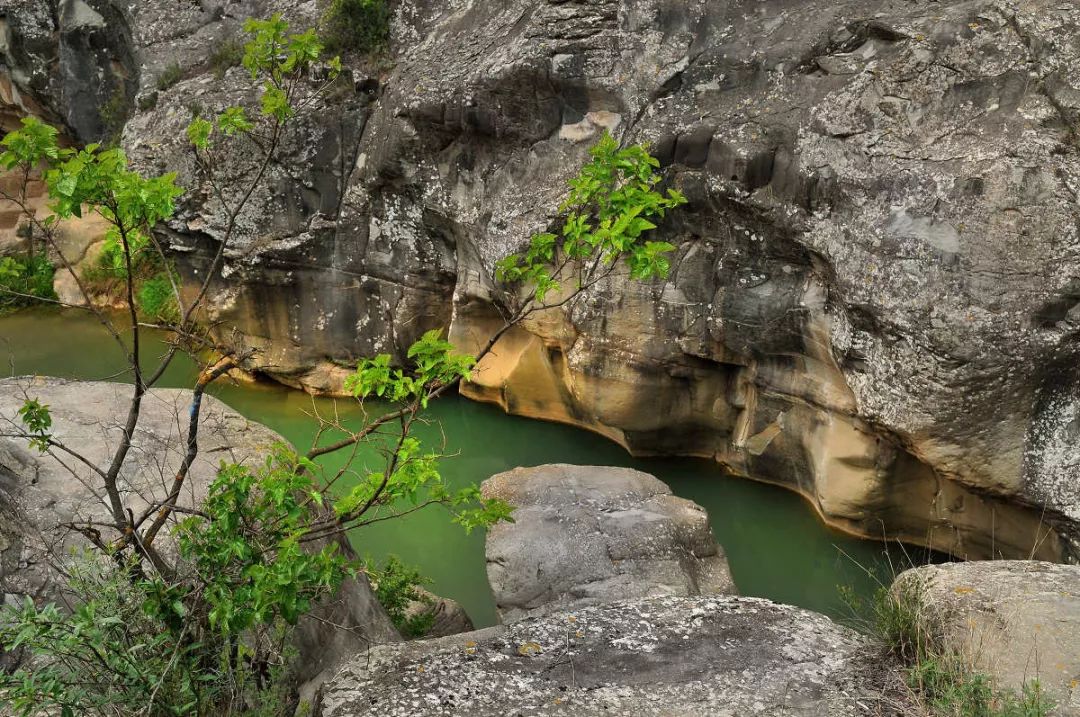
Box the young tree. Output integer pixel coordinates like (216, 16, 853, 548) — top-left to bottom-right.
(0, 13, 686, 716)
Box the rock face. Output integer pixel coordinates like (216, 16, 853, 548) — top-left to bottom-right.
(100, 0, 1080, 564)
(313, 595, 907, 717)
(895, 561, 1080, 715)
(0, 0, 136, 142)
(0, 376, 399, 683)
(482, 464, 735, 622)
(3, 1, 1080, 563)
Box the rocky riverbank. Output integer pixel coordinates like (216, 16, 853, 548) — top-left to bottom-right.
(2, 378, 1079, 715)
(0, 377, 400, 686)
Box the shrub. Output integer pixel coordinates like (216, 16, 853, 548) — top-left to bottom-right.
(845, 578, 1055, 717)
(0, 255, 56, 309)
(137, 271, 180, 323)
(209, 36, 246, 79)
(156, 61, 184, 91)
(365, 555, 436, 638)
(322, 0, 391, 55)
(137, 91, 159, 112)
(0, 448, 351, 716)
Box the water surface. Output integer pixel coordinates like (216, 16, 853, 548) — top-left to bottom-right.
(3, 308, 918, 627)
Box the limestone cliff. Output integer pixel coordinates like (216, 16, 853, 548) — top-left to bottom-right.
(3, 0, 1079, 563)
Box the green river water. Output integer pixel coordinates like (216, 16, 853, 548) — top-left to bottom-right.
(1, 308, 919, 628)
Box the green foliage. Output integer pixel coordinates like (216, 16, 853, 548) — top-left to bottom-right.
(186, 116, 213, 149)
(241, 15, 334, 81)
(44, 143, 183, 225)
(16, 398, 51, 452)
(0, 117, 61, 169)
(365, 555, 436, 638)
(0, 562, 199, 717)
(345, 329, 476, 406)
(186, 16, 339, 149)
(322, 0, 391, 55)
(175, 446, 351, 634)
(156, 61, 184, 91)
(91, 225, 150, 279)
(138, 271, 180, 323)
(496, 131, 687, 303)
(908, 657, 1053, 717)
(0, 554, 299, 717)
(218, 106, 253, 136)
(337, 329, 512, 533)
(137, 91, 159, 112)
(0, 255, 56, 308)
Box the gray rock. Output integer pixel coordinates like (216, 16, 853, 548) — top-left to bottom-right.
(404, 588, 474, 639)
(313, 595, 909, 717)
(894, 561, 1080, 715)
(482, 464, 735, 622)
(0, 0, 136, 142)
(0, 376, 282, 600)
(0, 376, 400, 683)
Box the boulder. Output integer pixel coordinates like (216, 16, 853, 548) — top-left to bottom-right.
(894, 561, 1080, 715)
(0, 376, 399, 684)
(313, 595, 908, 717)
(405, 588, 474, 639)
(0, 376, 282, 600)
(481, 464, 735, 622)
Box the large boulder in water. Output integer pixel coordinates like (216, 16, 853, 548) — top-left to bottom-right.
(481, 464, 735, 622)
(313, 595, 909, 717)
(894, 561, 1080, 715)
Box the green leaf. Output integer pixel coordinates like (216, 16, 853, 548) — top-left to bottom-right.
(186, 117, 213, 149)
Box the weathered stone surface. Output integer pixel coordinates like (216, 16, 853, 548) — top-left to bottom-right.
(0, 376, 281, 599)
(0, 376, 400, 683)
(482, 464, 735, 622)
(0, 0, 136, 142)
(313, 595, 908, 717)
(87, 0, 1080, 564)
(895, 561, 1080, 715)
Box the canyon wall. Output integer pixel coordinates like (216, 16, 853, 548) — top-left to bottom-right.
(3, 0, 1079, 561)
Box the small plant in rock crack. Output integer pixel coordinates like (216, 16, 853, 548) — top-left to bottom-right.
(843, 577, 1055, 717)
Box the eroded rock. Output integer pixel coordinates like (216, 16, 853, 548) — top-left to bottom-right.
(894, 561, 1080, 715)
(482, 464, 735, 622)
(405, 588, 474, 639)
(313, 595, 908, 717)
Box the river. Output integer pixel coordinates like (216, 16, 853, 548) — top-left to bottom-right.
(1, 307, 928, 627)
